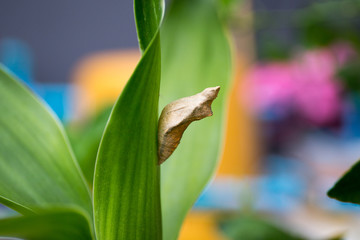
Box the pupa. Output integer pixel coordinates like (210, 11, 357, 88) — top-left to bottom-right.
(158, 86, 220, 164)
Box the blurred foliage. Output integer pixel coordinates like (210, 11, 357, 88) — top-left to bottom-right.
(298, 0, 360, 50)
(218, 214, 304, 240)
(258, 39, 292, 61)
(0, 208, 93, 240)
(217, 0, 244, 22)
(250, 0, 360, 60)
(337, 60, 360, 94)
(66, 107, 111, 186)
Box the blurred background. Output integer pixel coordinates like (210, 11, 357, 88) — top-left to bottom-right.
(2, 0, 360, 239)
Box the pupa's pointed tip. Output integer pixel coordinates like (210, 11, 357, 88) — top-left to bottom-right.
(207, 86, 220, 92)
(202, 86, 220, 100)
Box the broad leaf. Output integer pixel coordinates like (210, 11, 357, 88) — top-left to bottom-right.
(93, 0, 164, 239)
(328, 160, 360, 204)
(66, 107, 112, 185)
(219, 215, 304, 240)
(159, 0, 232, 239)
(0, 208, 93, 240)
(134, 0, 163, 52)
(0, 65, 92, 216)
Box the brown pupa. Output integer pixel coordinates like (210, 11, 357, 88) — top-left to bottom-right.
(157, 86, 220, 164)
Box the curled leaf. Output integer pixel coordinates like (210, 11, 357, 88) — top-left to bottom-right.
(158, 86, 220, 164)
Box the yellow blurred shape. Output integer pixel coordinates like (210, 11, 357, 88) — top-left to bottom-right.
(178, 211, 227, 240)
(72, 49, 140, 118)
(216, 58, 259, 177)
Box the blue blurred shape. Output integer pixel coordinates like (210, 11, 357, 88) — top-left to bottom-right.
(0, 38, 34, 85)
(342, 94, 360, 139)
(0, 38, 72, 121)
(34, 84, 73, 121)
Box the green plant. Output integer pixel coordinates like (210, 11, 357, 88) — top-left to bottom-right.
(328, 160, 360, 205)
(218, 214, 304, 240)
(0, 0, 232, 239)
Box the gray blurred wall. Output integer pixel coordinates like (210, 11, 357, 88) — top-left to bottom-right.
(0, 0, 308, 83)
(0, 0, 138, 83)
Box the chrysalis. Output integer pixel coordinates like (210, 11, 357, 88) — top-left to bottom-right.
(158, 86, 220, 164)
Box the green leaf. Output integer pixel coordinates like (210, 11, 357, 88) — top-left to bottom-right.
(134, 0, 164, 52)
(159, 0, 232, 239)
(0, 65, 92, 216)
(66, 107, 112, 186)
(328, 160, 360, 204)
(93, 0, 164, 239)
(337, 61, 360, 94)
(218, 215, 304, 240)
(0, 208, 93, 240)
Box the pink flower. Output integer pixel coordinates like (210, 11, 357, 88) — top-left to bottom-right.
(291, 49, 342, 124)
(243, 63, 295, 115)
(242, 46, 347, 125)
